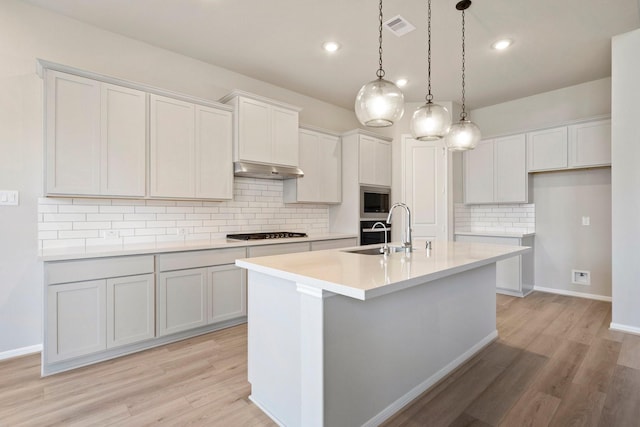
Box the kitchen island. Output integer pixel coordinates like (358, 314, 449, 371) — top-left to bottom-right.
(236, 241, 530, 427)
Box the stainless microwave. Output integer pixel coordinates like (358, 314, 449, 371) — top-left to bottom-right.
(360, 186, 391, 219)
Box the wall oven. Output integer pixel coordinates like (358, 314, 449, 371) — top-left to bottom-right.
(360, 220, 391, 246)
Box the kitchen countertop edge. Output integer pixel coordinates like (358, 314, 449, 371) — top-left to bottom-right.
(454, 231, 536, 238)
(39, 233, 358, 262)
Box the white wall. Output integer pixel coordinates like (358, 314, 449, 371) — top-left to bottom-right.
(468, 78, 612, 298)
(611, 29, 640, 332)
(0, 0, 359, 356)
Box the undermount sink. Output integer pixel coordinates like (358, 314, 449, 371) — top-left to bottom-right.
(342, 246, 407, 255)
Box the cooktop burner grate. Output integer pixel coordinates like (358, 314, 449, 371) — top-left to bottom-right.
(226, 232, 308, 240)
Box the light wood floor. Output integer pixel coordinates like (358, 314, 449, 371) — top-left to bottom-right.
(1, 292, 639, 426)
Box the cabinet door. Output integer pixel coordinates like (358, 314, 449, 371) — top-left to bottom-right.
(496, 256, 522, 292)
(46, 280, 106, 363)
(208, 265, 247, 324)
(45, 71, 101, 195)
(195, 105, 233, 199)
(158, 268, 208, 336)
(106, 274, 155, 349)
(527, 127, 568, 171)
(149, 94, 195, 198)
(272, 106, 299, 166)
(296, 130, 320, 202)
(359, 136, 377, 185)
(494, 134, 527, 203)
(569, 119, 611, 168)
(238, 97, 271, 163)
(319, 135, 342, 203)
(375, 140, 392, 187)
(101, 84, 146, 197)
(464, 140, 494, 204)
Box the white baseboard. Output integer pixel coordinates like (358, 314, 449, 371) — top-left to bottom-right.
(0, 344, 42, 362)
(610, 322, 640, 336)
(533, 286, 612, 302)
(362, 330, 499, 427)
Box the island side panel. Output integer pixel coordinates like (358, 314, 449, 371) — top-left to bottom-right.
(247, 271, 302, 426)
(323, 264, 497, 427)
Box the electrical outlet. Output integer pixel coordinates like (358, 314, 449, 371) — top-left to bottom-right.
(102, 230, 119, 239)
(176, 228, 189, 236)
(571, 269, 591, 285)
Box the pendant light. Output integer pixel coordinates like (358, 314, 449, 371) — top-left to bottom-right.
(445, 0, 481, 151)
(355, 0, 405, 127)
(410, 0, 451, 141)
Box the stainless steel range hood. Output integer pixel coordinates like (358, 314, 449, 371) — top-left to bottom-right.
(233, 161, 304, 180)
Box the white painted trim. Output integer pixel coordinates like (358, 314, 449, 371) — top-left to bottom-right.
(0, 344, 42, 361)
(610, 322, 640, 336)
(362, 330, 498, 427)
(296, 283, 325, 298)
(533, 285, 612, 302)
(248, 395, 285, 427)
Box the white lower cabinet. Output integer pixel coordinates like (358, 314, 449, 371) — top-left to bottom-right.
(45, 255, 154, 365)
(158, 268, 208, 336)
(106, 274, 155, 349)
(208, 265, 247, 324)
(156, 247, 248, 337)
(455, 234, 535, 297)
(47, 280, 107, 364)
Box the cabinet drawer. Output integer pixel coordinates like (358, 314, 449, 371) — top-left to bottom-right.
(247, 242, 310, 257)
(45, 255, 154, 285)
(158, 247, 247, 272)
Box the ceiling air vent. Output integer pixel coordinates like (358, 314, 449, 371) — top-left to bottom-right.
(383, 15, 416, 37)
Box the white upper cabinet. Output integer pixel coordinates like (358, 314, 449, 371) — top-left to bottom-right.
(568, 119, 611, 168)
(464, 134, 527, 204)
(284, 127, 342, 204)
(46, 70, 146, 197)
(221, 90, 302, 167)
(527, 127, 568, 172)
(359, 135, 392, 187)
(149, 94, 233, 200)
(527, 118, 611, 172)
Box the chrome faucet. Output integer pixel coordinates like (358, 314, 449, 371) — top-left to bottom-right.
(386, 202, 412, 253)
(372, 221, 389, 255)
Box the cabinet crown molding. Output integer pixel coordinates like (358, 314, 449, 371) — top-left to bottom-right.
(341, 128, 393, 142)
(219, 89, 302, 112)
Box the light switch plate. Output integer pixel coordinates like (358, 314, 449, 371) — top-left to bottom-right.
(581, 216, 590, 226)
(0, 190, 19, 206)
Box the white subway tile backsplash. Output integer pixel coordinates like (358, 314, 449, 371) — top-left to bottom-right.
(38, 177, 330, 249)
(455, 203, 535, 234)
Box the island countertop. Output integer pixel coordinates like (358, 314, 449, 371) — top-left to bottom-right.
(236, 240, 531, 300)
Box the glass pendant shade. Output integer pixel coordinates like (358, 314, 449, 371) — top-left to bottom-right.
(355, 78, 405, 127)
(410, 102, 451, 140)
(444, 119, 481, 151)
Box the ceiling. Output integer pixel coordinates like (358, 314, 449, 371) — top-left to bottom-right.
(19, 0, 640, 110)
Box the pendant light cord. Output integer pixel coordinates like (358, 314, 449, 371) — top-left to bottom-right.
(377, 0, 385, 79)
(460, 8, 467, 120)
(426, 0, 433, 103)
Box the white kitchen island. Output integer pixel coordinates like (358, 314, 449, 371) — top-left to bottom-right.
(236, 241, 530, 427)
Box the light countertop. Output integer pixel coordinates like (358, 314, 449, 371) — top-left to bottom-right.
(236, 240, 531, 300)
(455, 231, 536, 238)
(39, 233, 357, 262)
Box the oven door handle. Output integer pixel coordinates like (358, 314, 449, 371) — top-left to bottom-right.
(362, 228, 391, 233)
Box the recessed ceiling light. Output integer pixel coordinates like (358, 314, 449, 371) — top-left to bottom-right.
(491, 39, 513, 51)
(322, 41, 341, 53)
(396, 78, 408, 88)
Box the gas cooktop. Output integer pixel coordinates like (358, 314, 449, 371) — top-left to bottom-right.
(226, 232, 308, 241)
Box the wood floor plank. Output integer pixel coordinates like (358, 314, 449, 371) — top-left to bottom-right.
(498, 390, 561, 427)
(530, 340, 589, 399)
(466, 351, 549, 425)
(449, 412, 493, 427)
(598, 365, 640, 427)
(525, 333, 563, 358)
(573, 337, 622, 392)
(548, 383, 606, 427)
(567, 300, 610, 345)
(617, 333, 640, 370)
